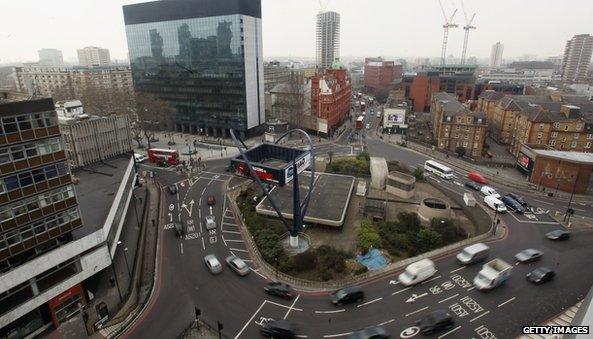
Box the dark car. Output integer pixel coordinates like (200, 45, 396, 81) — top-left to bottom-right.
(260, 319, 296, 339)
(506, 192, 527, 207)
(515, 249, 543, 263)
(330, 286, 364, 306)
(527, 267, 555, 284)
(264, 282, 293, 299)
(502, 195, 525, 214)
(174, 222, 185, 238)
(546, 230, 571, 240)
(168, 185, 178, 195)
(348, 325, 390, 339)
(465, 181, 482, 191)
(207, 195, 216, 206)
(416, 309, 455, 334)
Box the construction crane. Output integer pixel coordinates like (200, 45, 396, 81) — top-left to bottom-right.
(439, 0, 458, 66)
(460, 0, 477, 65)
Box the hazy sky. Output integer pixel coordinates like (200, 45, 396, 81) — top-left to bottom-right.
(1, 0, 592, 63)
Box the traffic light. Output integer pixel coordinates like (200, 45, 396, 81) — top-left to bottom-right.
(217, 321, 224, 331)
(194, 307, 200, 319)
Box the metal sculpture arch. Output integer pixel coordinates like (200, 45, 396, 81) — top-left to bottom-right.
(229, 129, 315, 246)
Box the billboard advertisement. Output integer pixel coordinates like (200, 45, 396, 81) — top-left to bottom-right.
(284, 152, 312, 184)
(383, 108, 406, 128)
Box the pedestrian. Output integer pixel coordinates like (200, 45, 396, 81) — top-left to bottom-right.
(109, 277, 115, 287)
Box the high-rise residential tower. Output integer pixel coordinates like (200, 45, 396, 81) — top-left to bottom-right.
(490, 42, 504, 67)
(316, 11, 340, 70)
(37, 49, 64, 66)
(122, 0, 265, 138)
(77, 46, 111, 67)
(560, 34, 593, 83)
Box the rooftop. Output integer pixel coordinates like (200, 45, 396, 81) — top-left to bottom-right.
(71, 155, 132, 239)
(534, 150, 593, 164)
(0, 91, 36, 104)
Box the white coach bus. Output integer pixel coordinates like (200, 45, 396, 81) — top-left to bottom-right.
(424, 160, 454, 179)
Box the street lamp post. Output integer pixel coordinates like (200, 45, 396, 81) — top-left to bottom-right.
(107, 241, 123, 304)
(118, 241, 132, 279)
(274, 256, 279, 280)
(564, 172, 580, 223)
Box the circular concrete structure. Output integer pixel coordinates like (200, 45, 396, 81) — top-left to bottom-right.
(418, 197, 451, 224)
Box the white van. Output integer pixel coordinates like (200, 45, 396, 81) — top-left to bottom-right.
(484, 195, 507, 213)
(456, 243, 490, 265)
(480, 185, 501, 198)
(398, 259, 437, 286)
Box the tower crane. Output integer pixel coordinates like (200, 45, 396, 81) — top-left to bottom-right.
(439, 0, 459, 66)
(460, 0, 477, 65)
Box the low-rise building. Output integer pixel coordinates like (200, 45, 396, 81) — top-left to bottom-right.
(431, 92, 488, 158)
(402, 71, 476, 113)
(382, 99, 408, 134)
(363, 57, 402, 98)
(310, 60, 351, 136)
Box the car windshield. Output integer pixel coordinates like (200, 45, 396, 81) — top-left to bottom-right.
(335, 289, 347, 299)
(475, 273, 492, 286)
(233, 259, 246, 269)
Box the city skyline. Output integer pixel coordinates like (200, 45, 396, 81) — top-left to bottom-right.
(1, 0, 593, 63)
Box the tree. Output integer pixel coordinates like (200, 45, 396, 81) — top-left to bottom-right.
(134, 92, 176, 149)
(455, 146, 467, 158)
(397, 212, 422, 233)
(413, 167, 425, 181)
(430, 218, 466, 243)
(414, 228, 442, 253)
(358, 219, 381, 254)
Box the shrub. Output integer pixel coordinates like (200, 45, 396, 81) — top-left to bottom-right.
(358, 219, 381, 254)
(431, 218, 467, 243)
(414, 228, 442, 253)
(292, 250, 317, 272)
(397, 212, 422, 233)
(254, 228, 284, 263)
(357, 152, 370, 162)
(317, 245, 348, 274)
(354, 265, 368, 275)
(455, 146, 467, 158)
(413, 167, 425, 181)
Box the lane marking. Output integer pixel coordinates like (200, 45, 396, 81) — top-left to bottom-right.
(234, 300, 266, 339)
(438, 293, 459, 304)
(223, 230, 241, 234)
(221, 235, 228, 247)
(469, 310, 490, 323)
(533, 199, 554, 205)
(437, 325, 461, 339)
(266, 300, 303, 312)
(180, 243, 183, 254)
(450, 266, 466, 273)
(421, 275, 442, 284)
(224, 239, 244, 243)
(392, 287, 412, 295)
(283, 294, 301, 319)
(250, 268, 267, 280)
(356, 297, 383, 308)
(323, 332, 353, 338)
(405, 306, 429, 317)
(315, 309, 345, 314)
(201, 237, 205, 250)
(466, 286, 475, 291)
(498, 297, 516, 307)
(377, 319, 395, 326)
(229, 248, 248, 253)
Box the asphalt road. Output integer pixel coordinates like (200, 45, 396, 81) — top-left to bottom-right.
(124, 135, 593, 339)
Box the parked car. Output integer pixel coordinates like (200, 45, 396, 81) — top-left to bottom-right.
(260, 319, 296, 338)
(134, 153, 147, 163)
(398, 259, 437, 286)
(348, 325, 390, 339)
(546, 230, 570, 240)
(205, 215, 216, 230)
(484, 195, 507, 213)
(204, 254, 222, 274)
(207, 195, 216, 206)
(465, 181, 482, 191)
(480, 185, 501, 198)
(506, 192, 528, 207)
(366, 123, 371, 129)
(330, 286, 364, 306)
(501, 195, 525, 214)
(225, 255, 250, 276)
(526, 267, 555, 284)
(515, 249, 543, 263)
(264, 282, 293, 299)
(416, 309, 455, 335)
(456, 243, 489, 265)
(168, 185, 178, 194)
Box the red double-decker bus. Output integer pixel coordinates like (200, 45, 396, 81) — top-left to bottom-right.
(147, 148, 180, 166)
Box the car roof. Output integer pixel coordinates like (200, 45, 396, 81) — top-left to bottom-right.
(269, 319, 293, 330)
(521, 248, 540, 254)
(428, 309, 451, 320)
(205, 254, 219, 263)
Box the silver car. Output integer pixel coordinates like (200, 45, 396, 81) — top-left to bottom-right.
(204, 254, 222, 274)
(515, 249, 543, 263)
(205, 215, 216, 230)
(225, 255, 250, 276)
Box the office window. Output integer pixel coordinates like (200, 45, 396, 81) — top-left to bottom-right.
(564, 125, 569, 131)
(571, 141, 577, 148)
(553, 122, 560, 129)
(549, 139, 556, 146)
(551, 132, 558, 138)
(588, 134, 593, 140)
(586, 142, 592, 149)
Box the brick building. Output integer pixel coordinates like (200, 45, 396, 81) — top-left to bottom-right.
(311, 60, 351, 136)
(403, 71, 476, 113)
(431, 92, 488, 159)
(519, 145, 593, 194)
(363, 57, 402, 98)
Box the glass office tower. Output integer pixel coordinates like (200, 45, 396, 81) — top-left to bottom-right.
(123, 0, 264, 138)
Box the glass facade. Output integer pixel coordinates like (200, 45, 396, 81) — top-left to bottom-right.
(126, 14, 256, 136)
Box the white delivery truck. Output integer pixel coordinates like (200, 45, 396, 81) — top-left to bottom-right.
(456, 243, 489, 265)
(484, 195, 507, 213)
(473, 258, 512, 290)
(398, 259, 437, 286)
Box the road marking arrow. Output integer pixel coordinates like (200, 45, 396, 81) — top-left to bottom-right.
(181, 199, 195, 217)
(406, 292, 428, 303)
(389, 280, 400, 285)
(209, 206, 213, 215)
